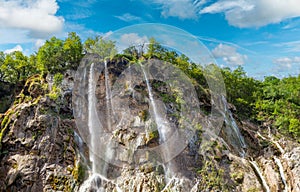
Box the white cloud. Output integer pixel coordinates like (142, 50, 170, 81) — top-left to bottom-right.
(120, 33, 149, 47)
(274, 56, 300, 69)
(115, 13, 142, 22)
(4, 45, 23, 54)
(275, 40, 300, 53)
(200, 0, 300, 28)
(0, 0, 64, 38)
(0, 28, 32, 44)
(113, 33, 149, 52)
(151, 0, 199, 19)
(212, 44, 247, 66)
(273, 56, 300, 75)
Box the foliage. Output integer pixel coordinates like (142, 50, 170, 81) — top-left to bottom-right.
(53, 73, 64, 86)
(0, 51, 37, 83)
(221, 66, 261, 119)
(63, 32, 83, 70)
(0, 34, 299, 142)
(47, 85, 61, 101)
(37, 32, 83, 74)
(197, 160, 229, 191)
(255, 75, 300, 139)
(83, 36, 117, 59)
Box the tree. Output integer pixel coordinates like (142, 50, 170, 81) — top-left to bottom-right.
(37, 32, 83, 74)
(84, 36, 117, 59)
(63, 32, 83, 70)
(0, 51, 5, 81)
(255, 75, 300, 139)
(37, 36, 64, 73)
(221, 66, 261, 119)
(0, 51, 36, 83)
(145, 37, 166, 59)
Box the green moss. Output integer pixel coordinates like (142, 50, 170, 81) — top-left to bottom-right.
(0, 111, 13, 151)
(230, 171, 244, 183)
(247, 187, 261, 192)
(197, 160, 229, 191)
(47, 85, 61, 101)
(139, 110, 149, 121)
(148, 130, 159, 142)
(72, 161, 86, 183)
(53, 73, 64, 86)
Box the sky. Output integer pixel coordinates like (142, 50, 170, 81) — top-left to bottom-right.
(0, 0, 300, 79)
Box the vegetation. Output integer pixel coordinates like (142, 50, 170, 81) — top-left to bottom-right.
(0, 32, 299, 143)
(255, 75, 300, 139)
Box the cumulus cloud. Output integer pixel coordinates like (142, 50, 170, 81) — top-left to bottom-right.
(115, 13, 142, 22)
(200, 0, 300, 28)
(119, 33, 149, 49)
(212, 44, 247, 66)
(151, 0, 200, 19)
(0, 0, 64, 38)
(4, 45, 23, 54)
(274, 56, 300, 69)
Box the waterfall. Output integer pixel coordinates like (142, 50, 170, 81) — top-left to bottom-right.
(88, 63, 97, 173)
(141, 65, 175, 181)
(80, 62, 122, 192)
(74, 131, 89, 166)
(221, 96, 246, 157)
(128, 65, 135, 98)
(274, 157, 288, 192)
(80, 173, 122, 192)
(249, 161, 271, 192)
(105, 60, 112, 131)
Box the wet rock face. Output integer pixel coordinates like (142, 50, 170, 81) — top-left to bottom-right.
(0, 58, 300, 192)
(0, 74, 80, 191)
(284, 147, 300, 192)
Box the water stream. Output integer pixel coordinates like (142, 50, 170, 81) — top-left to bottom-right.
(88, 63, 97, 173)
(79, 62, 121, 192)
(274, 157, 288, 192)
(221, 96, 247, 157)
(249, 161, 271, 192)
(141, 65, 175, 182)
(104, 60, 113, 131)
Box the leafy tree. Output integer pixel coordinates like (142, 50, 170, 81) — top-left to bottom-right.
(0, 51, 5, 81)
(63, 32, 83, 70)
(37, 32, 83, 74)
(255, 75, 300, 139)
(221, 66, 261, 119)
(0, 51, 36, 83)
(37, 36, 64, 74)
(84, 36, 117, 59)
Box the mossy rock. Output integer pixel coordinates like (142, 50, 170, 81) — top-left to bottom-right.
(230, 171, 244, 184)
(72, 161, 86, 183)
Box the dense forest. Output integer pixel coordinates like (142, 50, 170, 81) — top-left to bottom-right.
(0, 32, 299, 142)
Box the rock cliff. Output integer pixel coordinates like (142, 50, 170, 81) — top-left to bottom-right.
(0, 56, 299, 192)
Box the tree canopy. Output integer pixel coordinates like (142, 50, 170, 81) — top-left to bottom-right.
(0, 33, 299, 141)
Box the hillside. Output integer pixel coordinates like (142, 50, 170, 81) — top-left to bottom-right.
(0, 34, 299, 192)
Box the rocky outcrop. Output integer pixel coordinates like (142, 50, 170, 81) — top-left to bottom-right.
(0, 57, 299, 192)
(0, 74, 81, 191)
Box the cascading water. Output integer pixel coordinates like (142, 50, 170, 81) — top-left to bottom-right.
(274, 157, 288, 192)
(79, 62, 122, 192)
(74, 131, 89, 166)
(249, 161, 271, 192)
(141, 65, 175, 183)
(88, 63, 98, 173)
(221, 96, 247, 157)
(105, 60, 113, 131)
(128, 65, 135, 98)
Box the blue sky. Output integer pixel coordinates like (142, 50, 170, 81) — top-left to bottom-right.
(0, 0, 300, 79)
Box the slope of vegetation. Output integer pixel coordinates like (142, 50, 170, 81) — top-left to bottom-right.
(0, 33, 299, 141)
